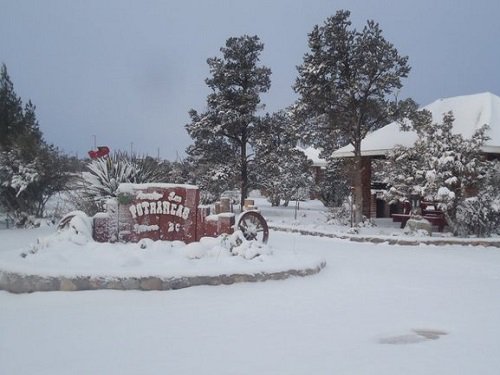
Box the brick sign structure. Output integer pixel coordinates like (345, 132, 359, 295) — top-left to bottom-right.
(93, 183, 235, 244)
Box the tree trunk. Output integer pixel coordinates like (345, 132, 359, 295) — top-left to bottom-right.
(240, 136, 248, 209)
(352, 154, 364, 225)
(271, 195, 280, 207)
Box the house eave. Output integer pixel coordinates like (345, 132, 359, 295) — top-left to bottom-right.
(332, 149, 390, 158)
(481, 145, 500, 155)
(333, 146, 500, 159)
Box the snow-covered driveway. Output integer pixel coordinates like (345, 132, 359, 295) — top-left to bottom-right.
(1, 230, 500, 374)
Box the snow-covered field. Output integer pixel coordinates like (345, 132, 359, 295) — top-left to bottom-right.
(1, 199, 500, 374)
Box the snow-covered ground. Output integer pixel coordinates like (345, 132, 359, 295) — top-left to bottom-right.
(1, 199, 500, 374)
(0, 224, 321, 280)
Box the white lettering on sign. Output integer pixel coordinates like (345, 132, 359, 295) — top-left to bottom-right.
(168, 222, 181, 232)
(168, 191, 183, 203)
(129, 200, 191, 220)
(133, 224, 160, 233)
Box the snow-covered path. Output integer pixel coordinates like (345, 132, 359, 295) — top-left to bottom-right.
(1, 230, 500, 374)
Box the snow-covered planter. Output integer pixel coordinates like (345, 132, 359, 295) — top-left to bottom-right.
(0, 227, 324, 293)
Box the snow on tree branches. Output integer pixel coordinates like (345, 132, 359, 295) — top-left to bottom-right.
(185, 35, 271, 207)
(253, 111, 312, 206)
(381, 110, 500, 236)
(293, 10, 412, 224)
(0, 63, 71, 223)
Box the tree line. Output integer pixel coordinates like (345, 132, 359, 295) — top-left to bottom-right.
(186, 10, 413, 220)
(2, 9, 499, 236)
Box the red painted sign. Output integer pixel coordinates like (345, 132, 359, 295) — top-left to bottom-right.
(92, 183, 235, 244)
(116, 184, 200, 243)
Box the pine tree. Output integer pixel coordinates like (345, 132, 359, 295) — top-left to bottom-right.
(0, 63, 25, 149)
(186, 35, 271, 207)
(18, 101, 43, 154)
(314, 158, 351, 207)
(0, 63, 71, 221)
(168, 159, 194, 185)
(185, 110, 240, 203)
(293, 10, 412, 224)
(253, 111, 312, 206)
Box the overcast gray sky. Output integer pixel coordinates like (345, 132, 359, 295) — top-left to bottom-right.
(1, 0, 499, 160)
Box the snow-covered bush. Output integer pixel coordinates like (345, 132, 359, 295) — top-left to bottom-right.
(455, 195, 500, 237)
(454, 166, 500, 237)
(327, 201, 352, 226)
(381, 110, 500, 236)
(0, 149, 39, 197)
(327, 198, 375, 227)
(0, 145, 72, 224)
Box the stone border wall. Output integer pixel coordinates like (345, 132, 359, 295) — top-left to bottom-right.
(0, 262, 326, 294)
(269, 225, 500, 248)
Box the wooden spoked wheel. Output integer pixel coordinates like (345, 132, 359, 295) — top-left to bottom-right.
(237, 211, 269, 244)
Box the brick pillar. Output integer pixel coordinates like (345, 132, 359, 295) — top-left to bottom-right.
(93, 214, 113, 242)
(220, 198, 231, 213)
(361, 157, 372, 219)
(217, 213, 235, 235)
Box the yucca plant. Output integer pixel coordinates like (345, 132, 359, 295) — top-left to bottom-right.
(76, 152, 170, 215)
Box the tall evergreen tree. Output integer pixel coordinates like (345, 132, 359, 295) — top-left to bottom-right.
(185, 140, 240, 203)
(254, 111, 312, 206)
(0, 63, 71, 221)
(186, 35, 271, 207)
(0, 63, 25, 149)
(294, 10, 412, 223)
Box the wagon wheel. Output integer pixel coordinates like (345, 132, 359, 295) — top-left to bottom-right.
(57, 214, 75, 230)
(237, 211, 269, 244)
(57, 211, 91, 234)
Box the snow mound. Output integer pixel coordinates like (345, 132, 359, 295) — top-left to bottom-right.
(0, 228, 325, 283)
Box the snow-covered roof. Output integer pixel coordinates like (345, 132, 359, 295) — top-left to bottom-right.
(297, 146, 328, 167)
(332, 92, 500, 158)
